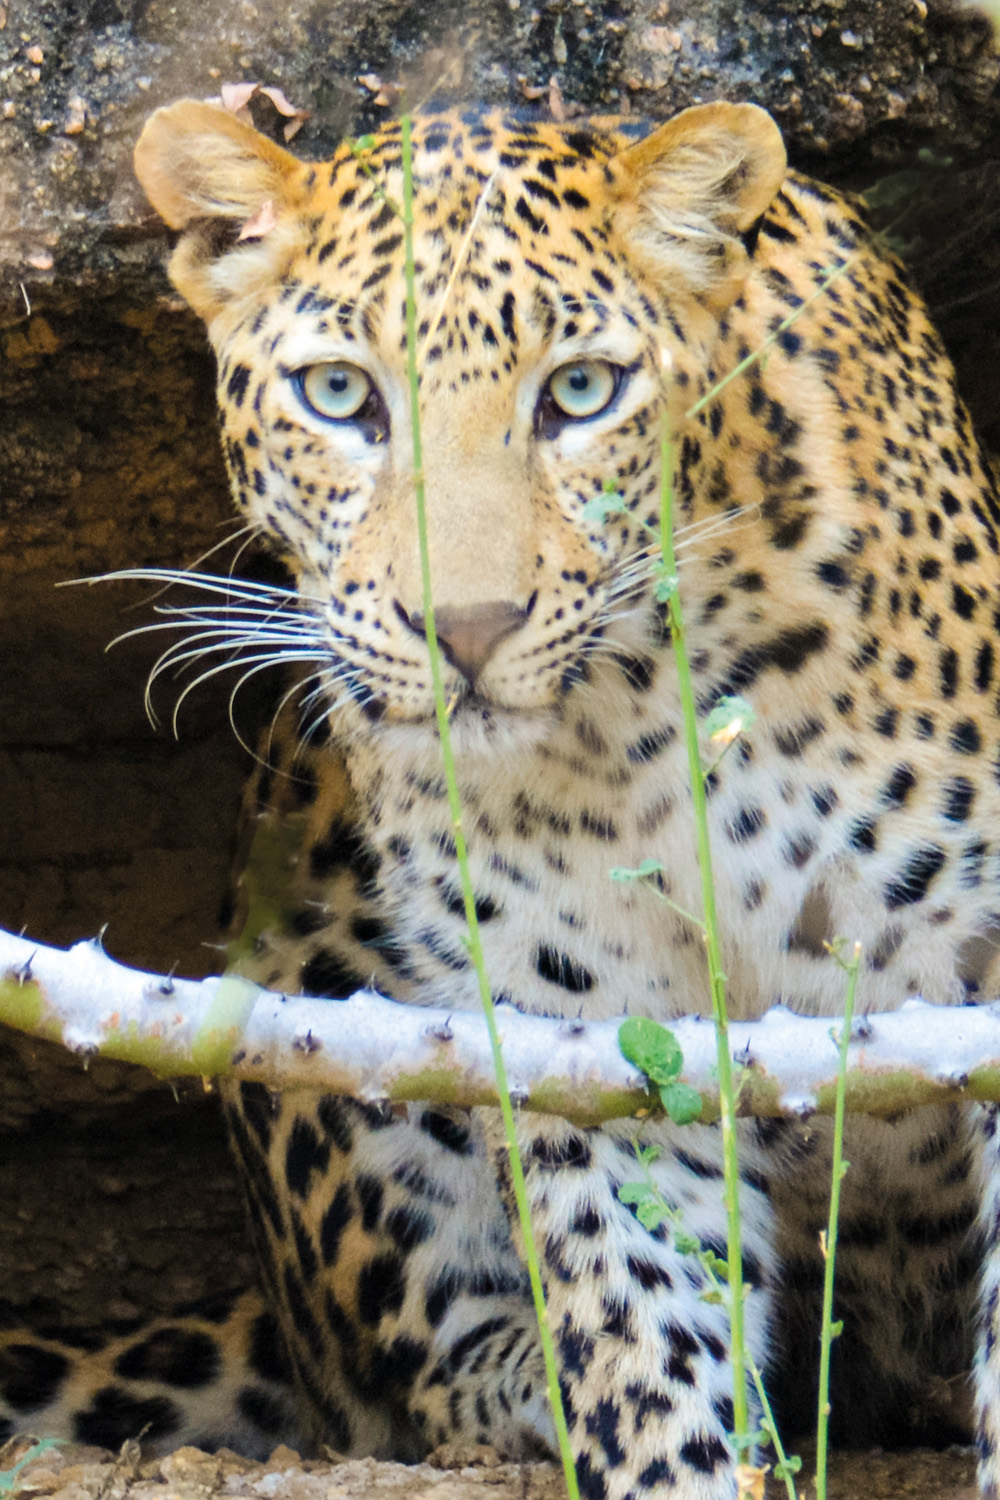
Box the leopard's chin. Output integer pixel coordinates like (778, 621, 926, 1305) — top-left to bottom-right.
(370, 695, 559, 766)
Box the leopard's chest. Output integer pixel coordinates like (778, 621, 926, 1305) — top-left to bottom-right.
(344, 652, 887, 1024)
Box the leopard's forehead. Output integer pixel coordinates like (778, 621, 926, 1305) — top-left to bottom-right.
(236, 109, 662, 398)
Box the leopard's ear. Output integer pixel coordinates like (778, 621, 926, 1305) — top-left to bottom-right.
(614, 102, 787, 305)
(135, 100, 308, 323)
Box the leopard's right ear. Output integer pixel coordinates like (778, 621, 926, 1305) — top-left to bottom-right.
(134, 100, 308, 324)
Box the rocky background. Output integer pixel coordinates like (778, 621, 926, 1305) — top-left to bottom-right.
(1, 0, 999, 1467)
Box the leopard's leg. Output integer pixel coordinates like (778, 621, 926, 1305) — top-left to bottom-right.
(0, 1289, 300, 1456)
(480, 1112, 776, 1500)
(766, 1107, 978, 1450)
(223, 1082, 554, 1461)
(975, 1104, 1000, 1497)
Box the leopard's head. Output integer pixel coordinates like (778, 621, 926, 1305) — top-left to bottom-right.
(135, 100, 785, 748)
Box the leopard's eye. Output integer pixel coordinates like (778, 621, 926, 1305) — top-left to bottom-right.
(297, 362, 372, 421)
(546, 359, 618, 419)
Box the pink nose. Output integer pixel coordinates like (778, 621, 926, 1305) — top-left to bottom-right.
(410, 601, 528, 684)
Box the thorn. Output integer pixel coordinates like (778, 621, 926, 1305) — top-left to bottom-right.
(12, 951, 37, 985)
(90, 924, 109, 950)
(159, 962, 178, 996)
(426, 1016, 454, 1042)
(293, 1029, 322, 1054)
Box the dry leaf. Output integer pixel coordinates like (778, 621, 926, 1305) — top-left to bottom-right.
(519, 75, 548, 101)
(219, 82, 309, 139)
(358, 72, 402, 107)
(548, 74, 566, 121)
(735, 1464, 768, 1500)
(220, 81, 259, 118)
(238, 199, 278, 241)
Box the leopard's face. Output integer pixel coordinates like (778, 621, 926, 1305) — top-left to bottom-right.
(135, 104, 786, 752)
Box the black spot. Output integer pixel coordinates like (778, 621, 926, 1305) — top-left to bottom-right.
(300, 948, 367, 1000)
(237, 1384, 290, 1436)
(425, 1271, 463, 1329)
(355, 1173, 384, 1231)
(950, 718, 982, 755)
(574, 1453, 607, 1500)
(674, 1149, 722, 1180)
(74, 1386, 181, 1447)
(249, 1311, 293, 1385)
(317, 1095, 354, 1153)
(385, 1204, 435, 1252)
(626, 1256, 673, 1291)
(880, 763, 916, 807)
(679, 1433, 730, 1473)
(0, 1343, 70, 1410)
(558, 1321, 595, 1376)
(283, 1263, 323, 1360)
(638, 1458, 677, 1486)
(884, 845, 945, 909)
(239, 1081, 274, 1150)
(291, 1207, 319, 1283)
(849, 817, 877, 853)
(357, 1252, 406, 1325)
(226, 363, 252, 407)
(419, 1109, 473, 1154)
(320, 1182, 353, 1267)
(536, 943, 594, 992)
(585, 1397, 626, 1467)
(114, 1328, 219, 1389)
(725, 806, 766, 843)
(530, 1132, 593, 1169)
(446, 1316, 508, 1372)
(285, 1117, 332, 1198)
(942, 777, 975, 822)
(571, 1204, 602, 1236)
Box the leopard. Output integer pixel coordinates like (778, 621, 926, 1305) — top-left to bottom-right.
(5, 95, 1000, 1499)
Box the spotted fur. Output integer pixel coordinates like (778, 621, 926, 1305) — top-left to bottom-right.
(6, 100, 1000, 1497)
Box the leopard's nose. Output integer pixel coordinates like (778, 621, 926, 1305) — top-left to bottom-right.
(403, 601, 530, 684)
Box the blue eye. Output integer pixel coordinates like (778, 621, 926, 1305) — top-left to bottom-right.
(547, 359, 618, 418)
(297, 362, 372, 420)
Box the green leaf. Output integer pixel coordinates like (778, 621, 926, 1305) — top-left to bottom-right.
(636, 1200, 671, 1231)
(616, 1181, 647, 1205)
(581, 487, 626, 524)
(618, 1016, 683, 1085)
(354, 133, 376, 151)
(674, 1230, 701, 1256)
(703, 694, 756, 742)
(654, 572, 679, 603)
(830, 1319, 844, 1338)
(660, 1080, 702, 1124)
(774, 1455, 803, 1478)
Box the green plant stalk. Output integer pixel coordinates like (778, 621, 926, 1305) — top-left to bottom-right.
(815, 944, 859, 1499)
(658, 413, 750, 1457)
(398, 114, 579, 1500)
(749, 1360, 799, 1500)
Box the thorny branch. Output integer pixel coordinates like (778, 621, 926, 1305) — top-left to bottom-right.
(2, 926, 1000, 1123)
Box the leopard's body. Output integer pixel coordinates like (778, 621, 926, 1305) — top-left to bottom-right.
(5, 99, 1000, 1498)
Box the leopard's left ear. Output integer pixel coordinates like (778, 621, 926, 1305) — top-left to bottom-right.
(614, 102, 787, 303)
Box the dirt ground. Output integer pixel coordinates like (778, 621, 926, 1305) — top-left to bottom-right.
(1, 1436, 979, 1500)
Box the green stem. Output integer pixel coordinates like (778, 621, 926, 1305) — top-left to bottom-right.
(815, 944, 859, 1498)
(399, 115, 579, 1500)
(658, 413, 750, 1458)
(749, 1360, 799, 1500)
